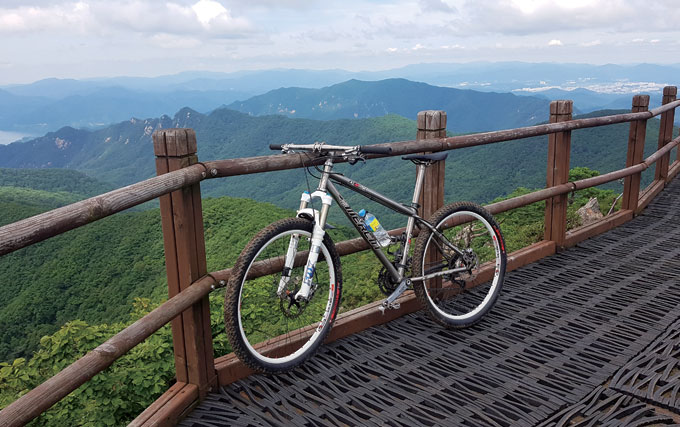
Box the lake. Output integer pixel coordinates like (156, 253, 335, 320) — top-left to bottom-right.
(0, 130, 36, 145)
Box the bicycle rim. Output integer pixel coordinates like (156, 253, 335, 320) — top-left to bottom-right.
(420, 210, 503, 322)
(236, 228, 338, 366)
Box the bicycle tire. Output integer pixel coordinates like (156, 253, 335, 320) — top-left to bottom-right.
(224, 218, 342, 373)
(412, 202, 506, 328)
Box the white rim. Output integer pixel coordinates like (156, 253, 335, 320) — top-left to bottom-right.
(237, 228, 336, 365)
(423, 211, 502, 321)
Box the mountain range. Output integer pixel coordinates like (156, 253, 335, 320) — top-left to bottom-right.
(2, 62, 678, 136)
(0, 105, 669, 232)
(227, 78, 548, 131)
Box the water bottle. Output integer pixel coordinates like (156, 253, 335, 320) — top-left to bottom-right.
(358, 209, 391, 247)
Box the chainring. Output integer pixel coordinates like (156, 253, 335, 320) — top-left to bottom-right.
(378, 267, 401, 296)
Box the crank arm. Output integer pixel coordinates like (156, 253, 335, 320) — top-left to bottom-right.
(379, 278, 410, 314)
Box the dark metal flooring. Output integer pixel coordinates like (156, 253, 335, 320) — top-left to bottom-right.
(182, 178, 680, 426)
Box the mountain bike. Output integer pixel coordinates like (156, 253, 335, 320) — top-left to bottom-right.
(224, 142, 507, 373)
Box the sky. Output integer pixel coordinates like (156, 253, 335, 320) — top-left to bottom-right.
(1, 0, 680, 84)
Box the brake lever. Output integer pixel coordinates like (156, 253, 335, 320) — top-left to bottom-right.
(347, 155, 365, 165)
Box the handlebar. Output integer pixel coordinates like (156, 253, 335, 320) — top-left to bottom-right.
(359, 145, 392, 155)
(269, 143, 392, 156)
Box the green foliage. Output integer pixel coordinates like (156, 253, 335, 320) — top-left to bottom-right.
(0, 168, 113, 198)
(0, 299, 175, 426)
(493, 187, 546, 254)
(492, 167, 621, 253)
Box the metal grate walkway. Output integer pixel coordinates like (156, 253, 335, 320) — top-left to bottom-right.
(182, 178, 680, 426)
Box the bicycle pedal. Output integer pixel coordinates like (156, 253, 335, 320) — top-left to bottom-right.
(378, 302, 400, 315)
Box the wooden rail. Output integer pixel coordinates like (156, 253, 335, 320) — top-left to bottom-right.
(2, 99, 679, 257)
(0, 88, 679, 427)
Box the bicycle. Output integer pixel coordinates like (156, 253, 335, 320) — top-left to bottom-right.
(224, 142, 507, 373)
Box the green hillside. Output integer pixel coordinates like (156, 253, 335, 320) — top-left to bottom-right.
(1, 106, 669, 233)
(0, 185, 374, 363)
(227, 78, 550, 132)
(0, 167, 114, 197)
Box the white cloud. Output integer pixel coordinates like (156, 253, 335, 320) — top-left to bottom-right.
(459, 0, 680, 36)
(419, 0, 457, 14)
(0, 2, 93, 33)
(150, 33, 202, 49)
(581, 40, 602, 47)
(548, 39, 563, 46)
(0, 1, 252, 37)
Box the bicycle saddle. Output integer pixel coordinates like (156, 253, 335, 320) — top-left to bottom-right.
(402, 152, 448, 163)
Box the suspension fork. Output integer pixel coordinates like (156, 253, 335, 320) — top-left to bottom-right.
(277, 159, 334, 302)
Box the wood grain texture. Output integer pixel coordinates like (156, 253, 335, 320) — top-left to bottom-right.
(154, 129, 216, 398)
(203, 110, 661, 180)
(564, 210, 633, 248)
(637, 179, 665, 214)
(0, 164, 205, 257)
(130, 382, 198, 427)
(622, 95, 650, 211)
(544, 100, 572, 247)
(655, 87, 676, 181)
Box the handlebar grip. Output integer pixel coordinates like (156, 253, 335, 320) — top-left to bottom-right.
(359, 145, 392, 155)
(269, 144, 284, 151)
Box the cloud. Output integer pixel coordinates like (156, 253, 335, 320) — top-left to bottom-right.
(581, 40, 602, 47)
(548, 39, 563, 46)
(0, 2, 93, 33)
(419, 0, 457, 14)
(150, 33, 202, 49)
(0, 1, 252, 37)
(457, 0, 680, 36)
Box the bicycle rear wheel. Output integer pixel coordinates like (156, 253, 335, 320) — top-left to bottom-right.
(224, 218, 342, 373)
(412, 202, 506, 328)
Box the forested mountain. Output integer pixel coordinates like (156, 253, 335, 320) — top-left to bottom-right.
(2, 63, 676, 135)
(0, 105, 668, 230)
(227, 78, 550, 131)
(0, 168, 113, 198)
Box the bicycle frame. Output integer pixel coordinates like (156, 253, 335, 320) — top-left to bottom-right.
(288, 157, 468, 308)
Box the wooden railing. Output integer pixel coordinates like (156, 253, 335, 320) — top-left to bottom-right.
(0, 87, 679, 426)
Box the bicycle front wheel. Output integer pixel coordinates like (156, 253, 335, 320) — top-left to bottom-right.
(224, 218, 342, 373)
(413, 202, 506, 328)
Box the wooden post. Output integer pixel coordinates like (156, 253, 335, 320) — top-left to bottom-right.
(417, 111, 446, 295)
(655, 86, 676, 183)
(544, 100, 573, 248)
(417, 110, 447, 219)
(622, 95, 650, 211)
(153, 129, 216, 398)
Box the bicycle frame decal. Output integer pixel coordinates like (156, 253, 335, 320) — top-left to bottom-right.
(327, 182, 382, 250)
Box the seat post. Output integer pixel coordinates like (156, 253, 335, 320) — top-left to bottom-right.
(411, 163, 428, 207)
